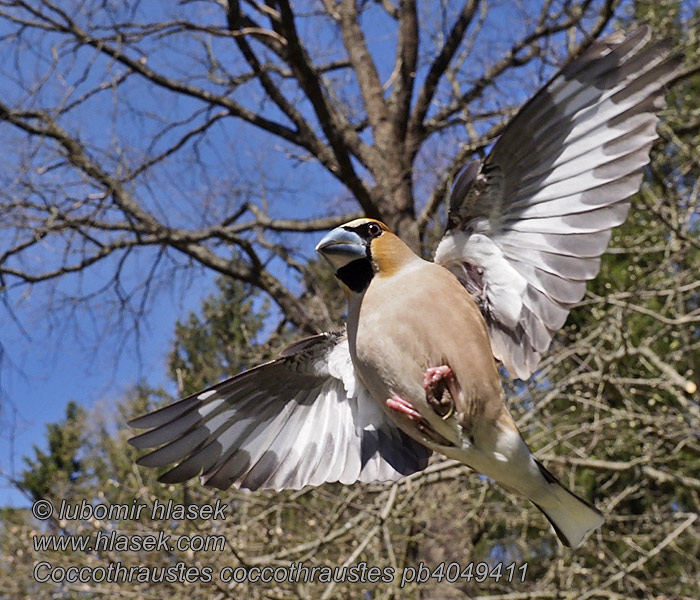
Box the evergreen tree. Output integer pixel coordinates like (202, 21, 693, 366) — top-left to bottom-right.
(19, 401, 86, 502)
(168, 277, 270, 395)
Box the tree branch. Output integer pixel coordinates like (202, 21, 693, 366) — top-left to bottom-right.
(408, 0, 478, 147)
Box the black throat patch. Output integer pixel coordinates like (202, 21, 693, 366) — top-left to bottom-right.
(336, 258, 374, 293)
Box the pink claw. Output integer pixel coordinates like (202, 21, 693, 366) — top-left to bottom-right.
(423, 365, 454, 390)
(386, 395, 424, 422)
(423, 364, 460, 419)
(386, 395, 453, 447)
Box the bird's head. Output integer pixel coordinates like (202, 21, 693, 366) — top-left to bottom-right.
(315, 218, 418, 294)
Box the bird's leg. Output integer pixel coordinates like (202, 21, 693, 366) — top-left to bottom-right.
(386, 396, 452, 446)
(423, 365, 459, 420)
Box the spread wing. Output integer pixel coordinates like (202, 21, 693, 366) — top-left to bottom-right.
(129, 332, 430, 490)
(434, 26, 681, 380)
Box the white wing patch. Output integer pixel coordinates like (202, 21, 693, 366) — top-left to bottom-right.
(327, 336, 359, 397)
(436, 232, 527, 330)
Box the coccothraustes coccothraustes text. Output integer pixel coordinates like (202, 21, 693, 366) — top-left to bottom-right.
(130, 27, 680, 548)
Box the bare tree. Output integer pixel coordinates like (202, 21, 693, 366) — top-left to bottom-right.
(0, 0, 623, 338)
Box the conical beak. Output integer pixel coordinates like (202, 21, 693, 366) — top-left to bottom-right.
(315, 227, 367, 268)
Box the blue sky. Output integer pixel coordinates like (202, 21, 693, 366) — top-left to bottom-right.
(0, 0, 356, 506)
(0, 0, 639, 507)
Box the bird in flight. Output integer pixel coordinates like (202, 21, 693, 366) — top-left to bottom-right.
(129, 27, 680, 548)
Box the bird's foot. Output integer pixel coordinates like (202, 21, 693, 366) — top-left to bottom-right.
(386, 395, 424, 421)
(423, 365, 459, 420)
(386, 395, 452, 446)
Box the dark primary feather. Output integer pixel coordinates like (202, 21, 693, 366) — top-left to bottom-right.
(436, 26, 682, 380)
(128, 332, 430, 490)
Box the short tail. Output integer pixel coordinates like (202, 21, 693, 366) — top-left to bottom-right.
(531, 459, 604, 548)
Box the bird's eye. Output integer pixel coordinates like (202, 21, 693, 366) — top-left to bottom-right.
(367, 222, 382, 238)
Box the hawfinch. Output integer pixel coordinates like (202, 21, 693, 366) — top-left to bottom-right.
(130, 27, 680, 548)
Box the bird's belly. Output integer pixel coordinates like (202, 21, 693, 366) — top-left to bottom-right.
(351, 323, 427, 404)
(351, 278, 474, 397)
(347, 291, 461, 445)
(351, 330, 461, 448)
(347, 265, 505, 444)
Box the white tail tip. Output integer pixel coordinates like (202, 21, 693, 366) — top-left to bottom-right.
(532, 459, 604, 548)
